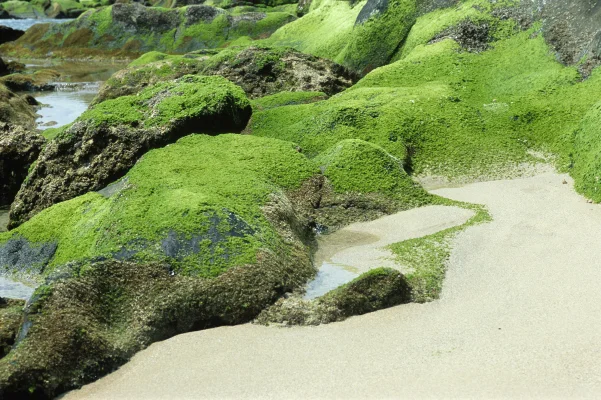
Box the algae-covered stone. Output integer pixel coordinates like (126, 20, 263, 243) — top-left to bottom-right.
(9, 75, 252, 227)
(0, 123, 46, 207)
(256, 267, 411, 325)
(3, 134, 318, 277)
(94, 46, 356, 104)
(570, 101, 601, 202)
(0, 133, 320, 397)
(0, 3, 297, 59)
(0, 69, 60, 92)
(0, 83, 37, 129)
(310, 139, 431, 230)
(263, 0, 418, 74)
(252, 2, 601, 183)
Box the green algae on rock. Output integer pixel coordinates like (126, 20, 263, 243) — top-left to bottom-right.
(0, 69, 60, 92)
(0, 83, 37, 130)
(0, 0, 96, 19)
(2, 134, 318, 278)
(256, 267, 411, 326)
(309, 139, 432, 231)
(251, 7, 601, 183)
(0, 133, 322, 396)
(0, 3, 296, 59)
(93, 46, 356, 104)
(8, 75, 252, 228)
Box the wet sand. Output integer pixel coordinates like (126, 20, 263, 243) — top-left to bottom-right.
(63, 172, 601, 399)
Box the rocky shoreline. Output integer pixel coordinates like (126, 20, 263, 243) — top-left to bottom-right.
(2, 0, 601, 398)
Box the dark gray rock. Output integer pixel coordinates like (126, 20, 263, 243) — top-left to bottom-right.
(0, 123, 45, 207)
(0, 237, 58, 276)
(0, 26, 24, 45)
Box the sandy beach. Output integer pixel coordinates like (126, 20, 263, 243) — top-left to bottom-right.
(62, 172, 601, 399)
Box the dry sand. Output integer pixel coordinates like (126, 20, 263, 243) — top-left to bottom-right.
(63, 172, 601, 399)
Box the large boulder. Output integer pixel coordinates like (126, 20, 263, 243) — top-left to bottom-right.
(94, 46, 357, 104)
(0, 26, 24, 45)
(0, 133, 319, 397)
(0, 123, 46, 208)
(0, 3, 297, 59)
(8, 75, 252, 228)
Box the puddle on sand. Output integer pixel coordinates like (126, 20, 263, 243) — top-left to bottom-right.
(304, 230, 380, 300)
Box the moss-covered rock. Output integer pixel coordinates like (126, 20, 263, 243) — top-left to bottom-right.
(251, 90, 327, 110)
(251, 2, 601, 183)
(0, 297, 24, 359)
(570, 101, 601, 202)
(0, 256, 313, 397)
(0, 69, 60, 91)
(309, 139, 431, 231)
(0, 133, 323, 397)
(2, 134, 318, 277)
(0, 83, 37, 130)
(0, 123, 46, 207)
(0, 3, 296, 59)
(94, 46, 356, 104)
(9, 75, 252, 228)
(256, 267, 411, 325)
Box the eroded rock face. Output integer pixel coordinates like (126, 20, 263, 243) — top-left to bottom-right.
(0, 123, 46, 208)
(0, 298, 24, 359)
(9, 75, 252, 228)
(204, 46, 358, 98)
(95, 46, 357, 104)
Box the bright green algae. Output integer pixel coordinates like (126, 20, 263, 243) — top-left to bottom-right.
(81, 75, 250, 129)
(0, 134, 318, 278)
(263, 0, 418, 73)
(252, 18, 601, 181)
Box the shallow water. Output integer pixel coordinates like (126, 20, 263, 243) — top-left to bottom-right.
(0, 277, 34, 300)
(35, 86, 98, 130)
(12, 61, 123, 130)
(304, 230, 379, 299)
(0, 18, 73, 31)
(304, 262, 359, 300)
